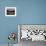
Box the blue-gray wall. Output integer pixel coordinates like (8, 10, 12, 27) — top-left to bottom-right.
(0, 0, 46, 44)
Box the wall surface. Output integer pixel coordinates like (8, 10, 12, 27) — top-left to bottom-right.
(0, 0, 46, 44)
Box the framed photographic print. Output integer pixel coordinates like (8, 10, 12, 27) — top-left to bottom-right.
(5, 7, 16, 16)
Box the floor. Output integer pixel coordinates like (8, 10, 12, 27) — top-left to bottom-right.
(0, 44, 18, 46)
(19, 39, 46, 46)
(0, 40, 46, 46)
